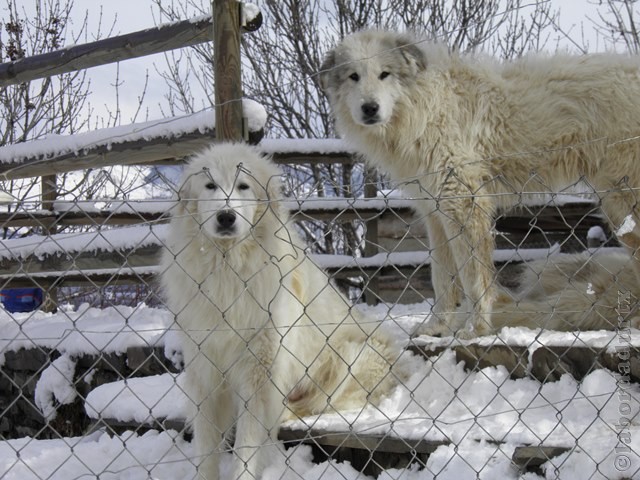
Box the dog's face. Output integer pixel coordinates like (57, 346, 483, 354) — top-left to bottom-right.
(178, 144, 281, 242)
(321, 30, 426, 127)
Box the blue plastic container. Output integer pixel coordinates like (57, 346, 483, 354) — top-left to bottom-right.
(0, 288, 44, 313)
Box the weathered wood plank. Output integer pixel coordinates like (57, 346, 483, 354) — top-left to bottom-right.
(0, 201, 605, 237)
(279, 426, 447, 477)
(0, 203, 399, 229)
(278, 427, 446, 454)
(271, 152, 356, 165)
(214, 0, 245, 141)
(0, 249, 425, 287)
(530, 345, 640, 383)
(0, 132, 215, 180)
(0, 15, 261, 88)
(0, 210, 171, 228)
(408, 343, 531, 379)
(409, 343, 640, 383)
(512, 445, 571, 473)
(87, 412, 574, 478)
(0, 245, 160, 278)
(0, 271, 156, 289)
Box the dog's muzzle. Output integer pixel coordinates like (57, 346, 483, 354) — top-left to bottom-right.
(216, 210, 236, 234)
(361, 102, 380, 124)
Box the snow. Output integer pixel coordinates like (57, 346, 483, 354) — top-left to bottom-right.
(0, 191, 14, 204)
(0, 304, 172, 364)
(242, 3, 261, 24)
(85, 373, 190, 425)
(0, 101, 267, 165)
(588, 225, 607, 241)
(0, 224, 169, 261)
(616, 214, 636, 237)
(0, 430, 196, 480)
(83, 347, 640, 450)
(0, 300, 638, 478)
(34, 354, 78, 421)
(260, 138, 354, 155)
(409, 325, 640, 352)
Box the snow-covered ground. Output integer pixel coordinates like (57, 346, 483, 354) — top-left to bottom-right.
(0, 302, 638, 479)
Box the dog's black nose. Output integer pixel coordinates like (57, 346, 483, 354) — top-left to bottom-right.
(361, 102, 379, 118)
(216, 210, 236, 230)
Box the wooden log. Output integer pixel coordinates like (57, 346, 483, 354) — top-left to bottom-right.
(279, 426, 447, 477)
(512, 445, 571, 473)
(278, 427, 446, 454)
(0, 132, 217, 180)
(408, 343, 530, 379)
(0, 204, 401, 228)
(0, 245, 160, 278)
(213, 0, 245, 141)
(409, 342, 640, 383)
(0, 15, 262, 88)
(530, 345, 640, 383)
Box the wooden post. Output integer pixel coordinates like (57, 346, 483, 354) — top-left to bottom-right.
(213, 0, 245, 142)
(363, 168, 379, 305)
(41, 174, 58, 312)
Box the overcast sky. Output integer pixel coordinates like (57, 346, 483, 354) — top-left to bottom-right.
(72, 1, 173, 125)
(12, 1, 614, 129)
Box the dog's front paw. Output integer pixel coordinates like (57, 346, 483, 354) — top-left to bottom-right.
(450, 315, 495, 339)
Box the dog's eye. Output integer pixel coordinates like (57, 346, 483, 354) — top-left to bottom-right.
(349, 73, 360, 82)
(205, 182, 217, 190)
(379, 71, 390, 80)
(237, 183, 250, 191)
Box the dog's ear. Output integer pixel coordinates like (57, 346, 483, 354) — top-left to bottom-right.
(264, 160, 284, 208)
(397, 36, 426, 73)
(173, 171, 197, 220)
(319, 49, 337, 92)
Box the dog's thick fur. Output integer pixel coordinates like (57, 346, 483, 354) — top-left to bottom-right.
(491, 251, 640, 331)
(321, 30, 640, 336)
(161, 143, 402, 480)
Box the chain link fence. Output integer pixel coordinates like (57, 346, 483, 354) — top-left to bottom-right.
(1, 2, 639, 477)
(0, 151, 637, 480)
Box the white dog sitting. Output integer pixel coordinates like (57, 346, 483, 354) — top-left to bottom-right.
(161, 143, 405, 480)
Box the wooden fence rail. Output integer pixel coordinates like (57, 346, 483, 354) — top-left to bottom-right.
(0, 12, 261, 87)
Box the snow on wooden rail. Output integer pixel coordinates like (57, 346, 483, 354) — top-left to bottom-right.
(0, 219, 575, 288)
(0, 103, 267, 179)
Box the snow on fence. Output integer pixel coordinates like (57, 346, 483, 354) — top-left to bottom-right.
(0, 4, 639, 480)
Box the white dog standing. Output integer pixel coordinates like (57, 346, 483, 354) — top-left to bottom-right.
(321, 30, 640, 337)
(161, 143, 403, 480)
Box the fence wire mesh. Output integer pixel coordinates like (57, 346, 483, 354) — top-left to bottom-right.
(0, 154, 637, 480)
